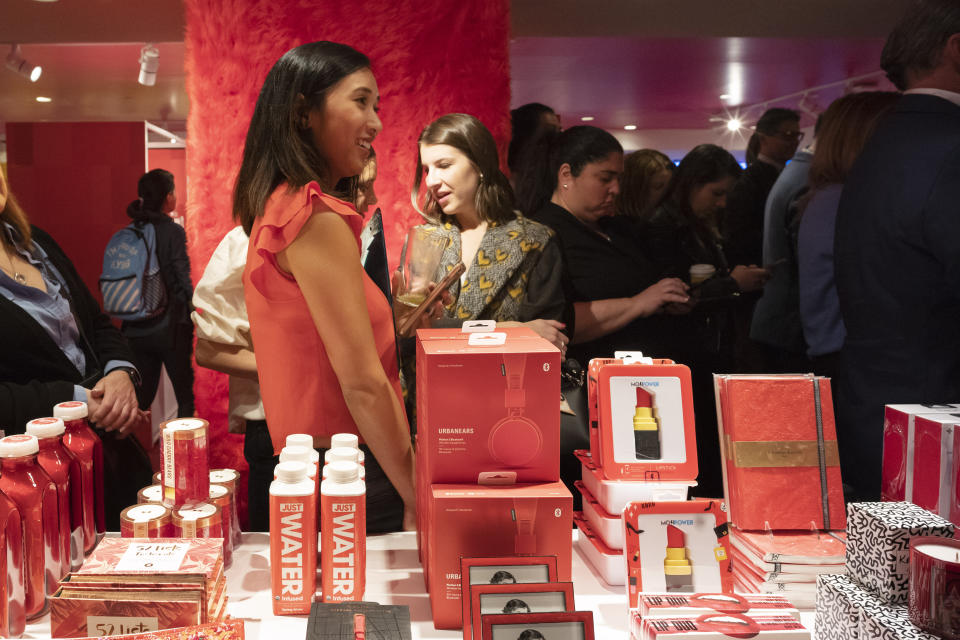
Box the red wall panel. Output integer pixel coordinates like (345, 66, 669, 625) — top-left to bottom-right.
(5, 122, 146, 300)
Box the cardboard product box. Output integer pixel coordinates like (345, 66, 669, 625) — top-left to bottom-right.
(815, 573, 886, 640)
(72, 619, 245, 640)
(858, 601, 940, 640)
(574, 449, 694, 515)
(573, 512, 624, 586)
(638, 613, 809, 639)
(416, 328, 561, 485)
(595, 360, 698, 481)
(50, 586, 205, 637)
(633, 592, 799, 621)
(466, 581, 574, 640)
(714, 374, 846, 531)
(845, 502, 954, 604)
(425, 482, 572, 629)
(576, 481, 623, 550)
(911, 413, 960, 519)
(621, 500, 733, 609)
(881, 404, 960, 503)
(587, 358, 622, 455)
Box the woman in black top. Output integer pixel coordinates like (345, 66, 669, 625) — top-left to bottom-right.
(641, 144, 769, 496)
(525, 126, 689, 366)
(123, 169, 195, 417)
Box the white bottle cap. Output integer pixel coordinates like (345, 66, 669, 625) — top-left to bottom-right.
(279, 445, 313, 465)
(0, 434, 40, 457)
(26, 417, 65, 439)
(327, 460, 360, 483)
(285, 434, 320, 463)
(164, 418, 207, 432)
(330, 433, 359, 450)
(325, 446, 360, 465)
(53, 401, 88, 420)
(275, 460, 308, 483)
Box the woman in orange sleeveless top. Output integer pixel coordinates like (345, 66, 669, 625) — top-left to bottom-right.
(234, 41, 414, 532)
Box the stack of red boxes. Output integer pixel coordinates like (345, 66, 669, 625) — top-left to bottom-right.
(574, 355, 701, 586)
(880, 404, 960, 524)
(415, 326, 572, 630)
(713, 374, 849, 608)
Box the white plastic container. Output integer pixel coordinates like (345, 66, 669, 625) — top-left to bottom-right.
(574, 511, 624, 586)
(285, 434, 321, 465)
(320, 461, 366, 602)
(575, 449, 695, 514)
(576, 480, 623, 550)
(321, 447, 366, 479)
(330, 433, 365, 464)
(269, 461, 317, 615)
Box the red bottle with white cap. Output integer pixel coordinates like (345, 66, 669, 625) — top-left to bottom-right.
(270, 460, 317, 615)
(330, 433, 365, 464)
(26, 417, 80, 574)
(320, 460, 366, 602)
(322, 447, 366, 480)
(0, 434, 62, 617)
(0, 489, 25, 637)
(53, 401, 104, 549)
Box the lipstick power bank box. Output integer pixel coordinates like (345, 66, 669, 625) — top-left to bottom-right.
(881, 404, 960, 503)
(576, 481, 624, 550)
(425, 482, 572, 630)
(573, 512, 625, 586)
(596, 360, 697, 481)
(622, 500, 733, 609)
(575, 450, 695, 516)
(416, 327, 561, 485)
(909, 413, 960, 519)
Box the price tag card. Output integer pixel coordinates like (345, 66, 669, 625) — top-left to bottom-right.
(115, 542, 190, 572)
(87, 616, 160, 636)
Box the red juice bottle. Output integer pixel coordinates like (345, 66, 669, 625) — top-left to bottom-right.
(0, 434, 62, 618)
(26, 417, 78, 574)
(0, 489, 25, 637)
(53, 401, 104, 550)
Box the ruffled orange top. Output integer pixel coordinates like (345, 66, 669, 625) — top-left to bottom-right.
(243, 181, 404, 454)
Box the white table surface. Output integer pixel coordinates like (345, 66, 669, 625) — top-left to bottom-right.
(25, 531, 816, 639)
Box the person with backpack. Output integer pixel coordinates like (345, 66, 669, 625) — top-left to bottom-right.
(110, 169, 195, 417)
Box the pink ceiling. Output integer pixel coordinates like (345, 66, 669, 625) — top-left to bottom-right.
(510, 37, 890, 130)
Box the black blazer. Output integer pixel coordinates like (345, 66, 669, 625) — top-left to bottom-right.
(834, 93, 960, 497)
(532, 202, 664, 364)
(0, 226, 136, 432)
(720, 160, 780, 267)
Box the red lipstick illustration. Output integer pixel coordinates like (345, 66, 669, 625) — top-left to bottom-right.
(633, 386, 661, 460)
(664, 524, 694, 592)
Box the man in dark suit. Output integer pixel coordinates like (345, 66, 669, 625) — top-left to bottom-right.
(834, 0, 960, 500)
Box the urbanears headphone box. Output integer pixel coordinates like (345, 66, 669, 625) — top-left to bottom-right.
(621, 499, 733, 609)
(416, 327, 561, 484)
(596, 360, 698, 481)
(425, 482, 572, 630)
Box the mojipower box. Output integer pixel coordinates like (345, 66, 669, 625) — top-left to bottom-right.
(425, 482, 572, 630)
(416, 327, 561, 484)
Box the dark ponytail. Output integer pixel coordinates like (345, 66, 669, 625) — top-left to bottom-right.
(128, 168, 174, 219)
(514, 125, 623, 216)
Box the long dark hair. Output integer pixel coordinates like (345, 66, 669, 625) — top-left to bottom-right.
(514, 125, 623, 215)
(508, 102, 556, 173)
(413, 113, 516, 225)
(233, 41, 371, 234)
(663, 144, 741, 230)
(127, 168, 174, 219)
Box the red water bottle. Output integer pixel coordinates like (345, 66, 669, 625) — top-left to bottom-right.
(0, 489, 25, 637)
(0, 434, 62, 618)
(26, 417, 79, 574)
(54, 401, 104, 551)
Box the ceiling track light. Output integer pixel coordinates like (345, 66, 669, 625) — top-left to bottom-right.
(6, 45, 42, 82)
(139, 44, 159, 86)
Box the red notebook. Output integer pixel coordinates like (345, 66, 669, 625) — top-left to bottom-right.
(714, 375, 846, 531)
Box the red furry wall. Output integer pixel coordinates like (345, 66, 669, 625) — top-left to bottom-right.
(184, 0, 510, 525)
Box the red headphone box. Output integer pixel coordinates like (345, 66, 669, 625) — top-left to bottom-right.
(425, 482, 572, 630)
(595, 359, 698, 481)
(416, 327, 561, 485)
(621, 499, 733, 609)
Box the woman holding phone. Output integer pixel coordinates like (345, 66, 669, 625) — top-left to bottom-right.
(235, 41, 417, 532)
(411, 113, 567, 350)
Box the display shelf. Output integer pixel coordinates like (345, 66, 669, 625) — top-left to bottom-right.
(23, 531, 817, 638)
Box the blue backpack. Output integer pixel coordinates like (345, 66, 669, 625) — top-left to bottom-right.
(99, 222, 167, 321)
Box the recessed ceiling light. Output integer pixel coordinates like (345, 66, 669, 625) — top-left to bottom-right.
(35, 96, 51, 102)
(580, 116, 595, 122)
(624, 125, 637, 131)
(720, 94, 731, 100)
